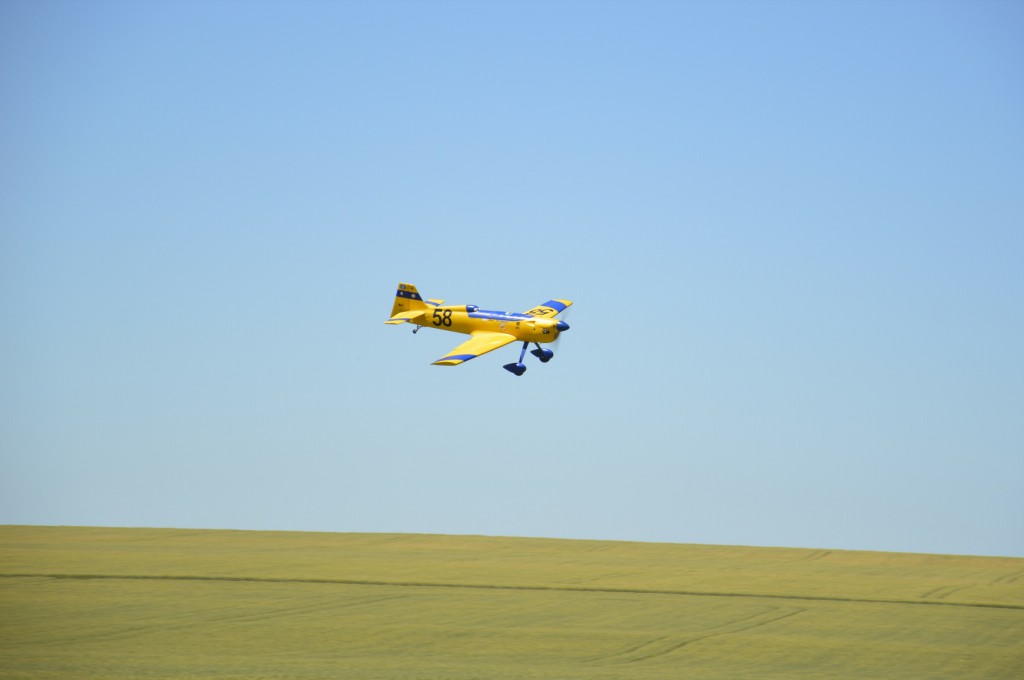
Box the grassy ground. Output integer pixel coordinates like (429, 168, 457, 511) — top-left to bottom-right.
(1, 526, 1022, 678)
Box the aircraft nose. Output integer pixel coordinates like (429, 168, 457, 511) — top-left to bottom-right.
(556, 320, 570, 332)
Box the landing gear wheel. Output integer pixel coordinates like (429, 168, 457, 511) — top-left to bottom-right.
(530, 346, 554, 363)
(503, 362, 527, 376)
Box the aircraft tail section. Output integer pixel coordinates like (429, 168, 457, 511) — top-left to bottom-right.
(390, 282, 429, 319)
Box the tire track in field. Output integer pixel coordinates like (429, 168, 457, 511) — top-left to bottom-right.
(991, 569, 1024, 585)
(1, 573, 1022, 610)
(921, 585, 969, 600)
(798, 549, 832, 562)
(589, 606, 805, 665)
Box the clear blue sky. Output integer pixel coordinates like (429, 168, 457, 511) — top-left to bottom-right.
(2, 0, 1022, 557)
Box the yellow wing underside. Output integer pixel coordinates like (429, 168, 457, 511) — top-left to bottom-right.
(432, 331, 518, 366)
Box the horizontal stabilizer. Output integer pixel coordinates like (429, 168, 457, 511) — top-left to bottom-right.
(384, 310, 425, 325)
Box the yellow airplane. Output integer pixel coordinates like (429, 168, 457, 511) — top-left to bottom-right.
(386, 282, 571, 375)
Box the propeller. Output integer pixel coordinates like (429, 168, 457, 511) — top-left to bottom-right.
(552, 305, 572, 354)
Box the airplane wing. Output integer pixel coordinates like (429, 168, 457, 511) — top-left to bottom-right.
(524, 299, 573, 318)
(432, 331, 517, 366)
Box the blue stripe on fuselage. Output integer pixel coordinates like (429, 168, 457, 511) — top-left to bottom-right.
(468, 310, 533, 321)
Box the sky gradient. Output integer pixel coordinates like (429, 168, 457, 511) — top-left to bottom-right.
(2, 0, 1022, 557)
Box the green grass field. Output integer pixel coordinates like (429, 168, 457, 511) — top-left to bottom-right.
(2, 526, 1022, 678)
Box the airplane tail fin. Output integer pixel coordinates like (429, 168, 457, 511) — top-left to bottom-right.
(390, 282, 429, 319)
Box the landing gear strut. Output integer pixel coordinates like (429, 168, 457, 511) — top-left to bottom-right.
(504, 342, 554, 376)
(503, 342, 529, 376)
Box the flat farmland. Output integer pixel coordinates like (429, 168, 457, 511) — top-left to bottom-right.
(1, 526, 1022, 679)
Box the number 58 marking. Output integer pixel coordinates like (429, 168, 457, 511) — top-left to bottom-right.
(433, 309, 453, 327)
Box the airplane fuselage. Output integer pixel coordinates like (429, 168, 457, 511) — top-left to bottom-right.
(415, 305, 563, 344)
